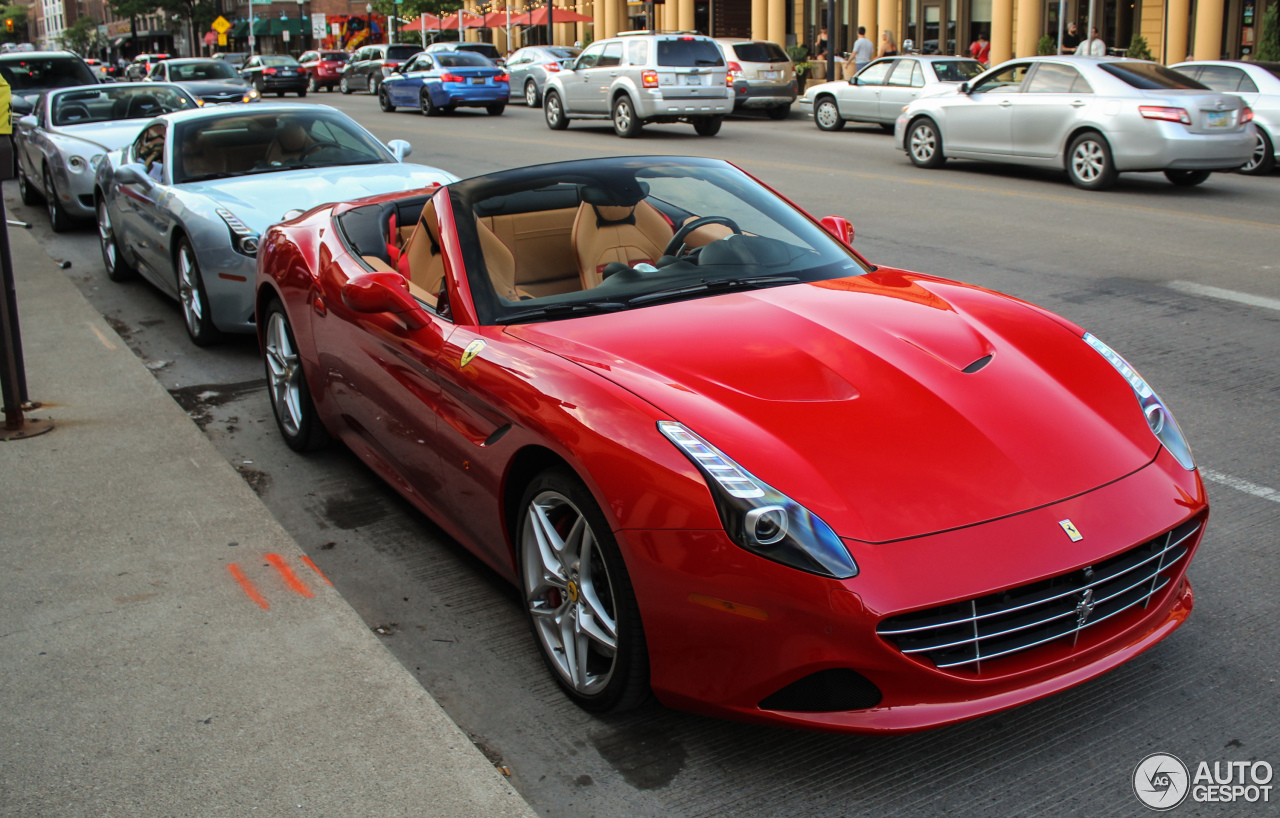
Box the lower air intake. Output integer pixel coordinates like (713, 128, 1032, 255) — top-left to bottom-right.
(759, 668, 883, 712)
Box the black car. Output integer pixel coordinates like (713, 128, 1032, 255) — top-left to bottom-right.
(240, 54, 308, 97)
(147, 58, 257, 104)
(0, 51, 98, 115)
(340, 44, 422, 94)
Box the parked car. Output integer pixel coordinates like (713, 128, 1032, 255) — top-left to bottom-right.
(1171, 60, 1279, 174)
(146, 57, 259, 105)
(125, 53, 170, 81)
(211, 52, 248, 72)
(506, 45, 580, 107)
(255, 153, 1207, 732)
(13, 83, 198, 232)
(0, 51, 99, 114)
(83, 58, 113, 82)
(425, 41, 505, 67)
(715, 38, 796, 119)
(298, 49, 349, 92)
(341, 44, 422, 95)
(896, 56, 1257, 190)
(542, 32, 731, 137)
(379, 50, 508, 116)
(93, 103, 455, 346)
(802, 55, 983, 131)
(240, 54, 308, 97)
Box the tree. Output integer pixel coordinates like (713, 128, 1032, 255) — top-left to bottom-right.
(1126, 34, 1154, 60)
(1257, 1, 1280, 62)
(59, 15, 100, 54)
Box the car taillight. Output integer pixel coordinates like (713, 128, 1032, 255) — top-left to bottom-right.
(496, 73, 509, 82)
(543, 61, 561, 72)
(386, 61, 400, 68)
(440, 72, 464, 83)
(264, 67, 277, 75)
(1139, 105, 1191, 125)
(642, 69, 658, 88)
(1242, 106, 1253, 123)
(727, 61, 742, 86)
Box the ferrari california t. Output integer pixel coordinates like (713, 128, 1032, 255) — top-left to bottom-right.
(255, 156, 1207, 733)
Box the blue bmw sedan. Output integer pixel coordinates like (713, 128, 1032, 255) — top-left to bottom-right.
(378, 50, 509, 116)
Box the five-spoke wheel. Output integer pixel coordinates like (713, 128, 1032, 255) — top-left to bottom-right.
(176, 239, 221, 346)
(263, 301, 329, 452)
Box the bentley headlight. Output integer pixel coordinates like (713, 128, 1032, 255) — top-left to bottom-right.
(1084, 333, 1194, 470)
(658, 421, 859, 579)
(68, 155, 87, 173)
(217, 208, 260, 256)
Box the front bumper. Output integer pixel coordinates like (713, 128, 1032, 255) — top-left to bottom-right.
(731, 80, 797, 109)
(53, 162, 101, 219)
(622, 446, 1206, 733)
(192, 239, 258, 334)
(1111, 121, 1257, 172)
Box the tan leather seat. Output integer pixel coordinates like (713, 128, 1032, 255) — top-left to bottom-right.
(265, 122, 312, 165)
(571, 200, 673, 290)
(401, 202, 527, 305)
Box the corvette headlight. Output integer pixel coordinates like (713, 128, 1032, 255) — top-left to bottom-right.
(1084, 332, 1195, 470)
(659, 421, 859, 579)
(67, 155, 87, 173)
(217, 208, 260, 256)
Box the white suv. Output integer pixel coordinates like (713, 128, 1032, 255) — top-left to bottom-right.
(542, 31, 732, 137)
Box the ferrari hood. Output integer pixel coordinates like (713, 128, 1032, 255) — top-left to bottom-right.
(510, 271, 1159, 543)
(56, 120, 153, 152)
(179, 164, 456, 233)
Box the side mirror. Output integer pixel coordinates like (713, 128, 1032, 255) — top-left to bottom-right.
(958, 81, 971, 94)
(342, 271, 429, 329)
(114, 163, 155, 190)
(18, 115, 36, 129)
(10, 97, 33, 116)
(848, 76, 860, 85)
(820, 216, 855, 247)
(387, 139, 412, 161)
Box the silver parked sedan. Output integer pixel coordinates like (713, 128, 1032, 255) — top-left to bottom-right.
(94, 103, 457, 346)
(895, 56, 1257, 189)
(13, 83, 198, 232)
(507, 45, 581, 107)
(801, 55, 983, 131)
(1171, 60, 1280, 175)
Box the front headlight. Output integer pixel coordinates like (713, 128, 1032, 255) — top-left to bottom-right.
(67, 155, 87, 173)
(217, 208, 260, 256)
(244, 87, 261, 102)
(89, 154, 106, 169)
(658, 421, 859, 579)
(1083, 332, 1195, 470)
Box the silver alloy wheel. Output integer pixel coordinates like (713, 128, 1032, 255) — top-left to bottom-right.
(522, 490, 619, 695)
(1242, 133, 1267, 173)
(340, 76, 349, 93)
(816, 99, 840, 129)
(368, 75, 377, 94)
(910, 123, 936, 162)
(44, 169, 58, 225)
(1071, 139, 1105, 183)
(265, 311, 303, 437)
(613, 98, 632, 132)
(97, 200, 115, 269)
(177, 246, 204, 335)
(525, 80, 538, 106)
(546, 94, 562, 126)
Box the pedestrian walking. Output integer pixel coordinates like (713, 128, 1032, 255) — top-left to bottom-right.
(878, 29, 898, 58)
(969, 31, 990, 65)
(850, 26, 874, 73)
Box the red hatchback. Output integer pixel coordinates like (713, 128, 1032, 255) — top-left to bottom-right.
(298, 49, 349, 92)
(255, 156, 1207, 733)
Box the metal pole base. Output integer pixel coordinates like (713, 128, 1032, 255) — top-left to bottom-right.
(1, 416, 54, 441)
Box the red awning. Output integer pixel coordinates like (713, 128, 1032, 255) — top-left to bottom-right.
(482, 10, 520, 27)
(514, 6, 595, 26)
(437, 11, 485, 30)
(398, 13, 442, 31)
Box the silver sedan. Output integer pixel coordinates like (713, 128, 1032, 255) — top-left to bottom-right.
(1171, 60, 1280, 175)
(93, 103, 457, 346)
(799, 56, 983, 131)
(894, 56, 1257, 190)
(506, 45, 581, 107)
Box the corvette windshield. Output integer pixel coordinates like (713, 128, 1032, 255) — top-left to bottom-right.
(447, 157, 868, 324)
(173, 110, 391, 184)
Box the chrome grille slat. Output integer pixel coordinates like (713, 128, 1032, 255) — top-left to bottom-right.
(877, 518, 1201, 672)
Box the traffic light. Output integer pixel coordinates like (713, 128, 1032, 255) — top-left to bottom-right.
(5, 19, 13, 33)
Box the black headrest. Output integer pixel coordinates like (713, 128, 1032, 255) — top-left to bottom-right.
(580, 180, 650, 208)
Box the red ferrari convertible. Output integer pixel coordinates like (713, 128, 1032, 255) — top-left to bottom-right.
(255, 156, 1207, 733)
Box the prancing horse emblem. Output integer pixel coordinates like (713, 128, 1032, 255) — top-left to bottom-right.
(1075, 588, 1097, 627)
(1059, 519, 1083, 542)
(460, 339, 486, 368)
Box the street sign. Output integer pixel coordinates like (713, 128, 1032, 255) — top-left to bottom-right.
(282, 29, 290, 42)
(211, 15, 231, 33)
(218, 33, 227, 45)
(247, 35, 256, 46)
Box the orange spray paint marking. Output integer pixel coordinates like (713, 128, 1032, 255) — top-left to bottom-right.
(228, 563, 269, 610)
(266, 554, 314, 598)
(300, 555, 333, 587)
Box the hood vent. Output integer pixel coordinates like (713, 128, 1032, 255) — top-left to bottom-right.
(962, 354, 993, 374)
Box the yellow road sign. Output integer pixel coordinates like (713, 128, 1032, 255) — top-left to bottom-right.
(211, 15, 231, 33)
(218, 32, 228, 45)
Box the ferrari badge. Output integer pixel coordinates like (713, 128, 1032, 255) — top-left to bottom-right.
(460, 340, 486, 368)
(1059, 519, 1083, 542)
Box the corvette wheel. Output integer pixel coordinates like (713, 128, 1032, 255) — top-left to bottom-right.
(524, 79, 540, 107)
(264, 301, 329, 452)
(379, 87, 396, 112)
(1239, 129, 1275, 175)
(43, 167, 73, 233)
(340, 75, 351, 94)
(17, 167, 41, 205)
(815, 96, 845, 131)
(98, 198, 134, 282)
(367, 75, 378, 94)
(175, 239, 221, 346)
(908, 117, 946, 169)
(519, 469, 649, 712)
(544, 91, 568, 130)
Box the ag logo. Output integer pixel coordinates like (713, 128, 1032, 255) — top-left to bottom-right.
(1059, 519, 1083, 542)
(460, 339, 485, 368)
(1133, 753, 1190, 811)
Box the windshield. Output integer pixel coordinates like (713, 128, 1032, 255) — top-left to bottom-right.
(932, 59, 983, 81)
(657, 39, 725, 67)
(732, 42, 790, 63)
(52, 86, 196, 126)
(168, 61, 239, 80)
(1100, 61, 1207, 89)
(388, 45, 423, 61)
(0, 57, 96, 92)
(447, 157, 867, 325)
(173, 110, 391, 184)
(437, 52, 494, 67)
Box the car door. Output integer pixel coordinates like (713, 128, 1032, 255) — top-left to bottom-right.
(506, 48, 532, 100)
(1011, 62, 1093, 158)
(15, 96, 44, 185)
(943, 61, 1029, 155)
(581, 41, 622, 113)
(119, 122, 176, 293)
(563, 43, 604, 110)
(877, 58, 925, 121)
(392, 55, 429, 105)
(840, 59, 891, 120)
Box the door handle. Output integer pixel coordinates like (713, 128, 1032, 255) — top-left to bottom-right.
(1070, 99, 1086, 107)
(998, 99, 1012, 107)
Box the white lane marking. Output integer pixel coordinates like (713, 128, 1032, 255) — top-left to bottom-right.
(1168, 281, 1280, 312)
(1201, 469, 1280, 504)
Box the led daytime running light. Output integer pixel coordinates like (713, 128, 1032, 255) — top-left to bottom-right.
(658, 422, 763, 498)
(217, 208, 253, 235)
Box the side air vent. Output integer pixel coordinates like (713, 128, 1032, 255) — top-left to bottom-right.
(962, 354, 993, 374)
(759, 668, 883, 712)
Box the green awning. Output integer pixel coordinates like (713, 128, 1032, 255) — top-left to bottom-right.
(252, 19, 271, 35)
(269, 18, 305, 35)
(229, 21, 248, 36)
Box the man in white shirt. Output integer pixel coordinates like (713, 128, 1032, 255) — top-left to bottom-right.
(850, 26, 874, 73)
(1077, 27, 1106, 56)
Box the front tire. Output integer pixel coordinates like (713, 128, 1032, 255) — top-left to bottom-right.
(43, 167, 73, 233)
(519, 468, 649, 713)
(1165, 169, 1211, 187)
(814, 96, 845, 131)
(264, 300, 330, 453)
(175, 239, 221, 347)
(340, 75, 352, 94)
(486, 102, 506, 116)
(692, 116, 722, 136)
(524, 79, 540, 107)
(1066, 131, 1118, 190)
(97, 198, 134, 282)
(907, 117, 946, 169)
(1239, 128, 1275, 175)
(613, 95, 642, 138)
(379, 87, 396, 112)
(544, 91, 568, 130)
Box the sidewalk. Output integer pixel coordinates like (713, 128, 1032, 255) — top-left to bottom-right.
(0, 223, 537, 818)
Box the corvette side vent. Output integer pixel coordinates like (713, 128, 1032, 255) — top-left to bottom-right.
(876, 515, 1203, 673)
(758, 668, 883, 712)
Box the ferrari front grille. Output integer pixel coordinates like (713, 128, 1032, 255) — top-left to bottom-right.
(876, 516, 1202, 672)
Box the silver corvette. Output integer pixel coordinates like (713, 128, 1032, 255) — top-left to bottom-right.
(93, 103, 457, 346)
(14, 82, 199, 231)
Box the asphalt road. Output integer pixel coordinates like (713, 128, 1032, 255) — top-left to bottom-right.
(10, 94, 1280, 817)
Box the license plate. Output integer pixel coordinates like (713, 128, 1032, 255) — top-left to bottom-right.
(1205, 110, 1229, 128)
(471, 77, 485, 85)
(680, 74, 703, 86)
(763, 70, 779, 79)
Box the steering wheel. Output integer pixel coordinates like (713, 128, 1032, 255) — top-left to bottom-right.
(663, 215, 742, 258)
(299, 141, 341, 159)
